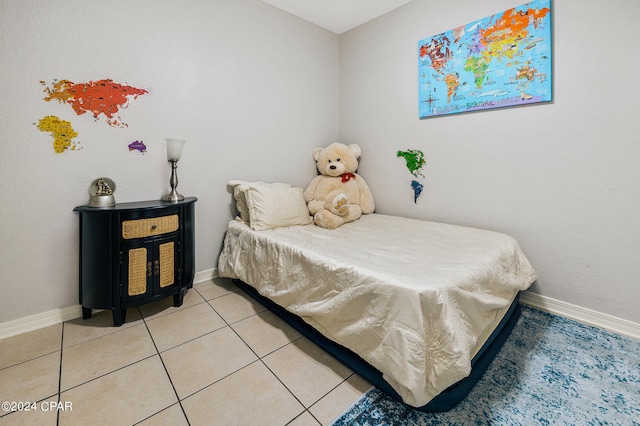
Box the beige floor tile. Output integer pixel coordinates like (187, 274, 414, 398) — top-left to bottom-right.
(62, 308, 143, 348)
(0, 324, 61, 369)
(60, 323, 156, 390)
(231, 310, 302, 357)
(161, 326, 257, 399)
(0, 404, 58, 426)
(309, 374, 372, 425)
(138, 287, 205, 320)
(58, 356, 177, 426)
(288, 411, 322, 426)
(182, 361, 304, 426)
(0, 352, 60, 403)
(137, 403, 188, 426)
(193, 277, 238, 300)
(146, 302, 226, 352)
(263, 337, 353, 407)
(208, 290, 266, 324)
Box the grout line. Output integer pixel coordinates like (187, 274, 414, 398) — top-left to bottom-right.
(258, 357, 309, 419)
(222, 311, 304, 407)
(177, 358, 264, 402)
(57, 353, 159, 394)
(6, 279, 348, 426)
(139, 307, 192, 426)
(285, 409, 323, 426)
(202, 291, 314, 424)
(0, 350, 60, 372)
(227, 286, 357, 425)
(56, 322, 65, 426)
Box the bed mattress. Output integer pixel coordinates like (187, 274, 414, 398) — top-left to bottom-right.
(218, 213, 537, 407)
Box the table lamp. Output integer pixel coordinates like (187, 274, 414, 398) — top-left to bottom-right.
(162, 138, 186, 202)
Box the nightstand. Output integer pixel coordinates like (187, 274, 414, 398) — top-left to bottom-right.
(74, 197, 197, 326)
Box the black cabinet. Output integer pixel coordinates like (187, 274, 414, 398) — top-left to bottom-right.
(74, 198, 197, 326)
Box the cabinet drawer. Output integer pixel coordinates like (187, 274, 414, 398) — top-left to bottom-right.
(122, 215, 179, 239)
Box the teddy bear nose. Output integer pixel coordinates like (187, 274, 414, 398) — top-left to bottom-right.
(330, 165, 337, 170)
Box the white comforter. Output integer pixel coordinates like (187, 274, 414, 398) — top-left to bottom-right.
(218, 214, 536, 407)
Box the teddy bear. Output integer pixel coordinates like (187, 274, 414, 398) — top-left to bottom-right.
(303, 143, 375, 229)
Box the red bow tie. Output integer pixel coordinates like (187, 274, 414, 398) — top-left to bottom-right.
(341, 173, 356, 182)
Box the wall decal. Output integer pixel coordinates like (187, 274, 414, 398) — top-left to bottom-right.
(397, 149, 426, 178)
(418, 0, 552, 118)
(411, 180, 424, 204)
(37, 78, 148, 153)
(40, 79, 148, 128)
(128, 140, 147, 153)
(36, 115, 81, 153)
(397, 149, 426, 203)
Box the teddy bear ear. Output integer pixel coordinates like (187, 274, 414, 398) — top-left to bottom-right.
(313, 147, 324, 161)
(348, 144, 362, 158)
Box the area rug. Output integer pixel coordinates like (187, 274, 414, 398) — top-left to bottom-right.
(331, 306, 640, 425)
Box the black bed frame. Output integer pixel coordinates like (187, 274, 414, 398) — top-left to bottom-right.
(233, 279, 522, 412)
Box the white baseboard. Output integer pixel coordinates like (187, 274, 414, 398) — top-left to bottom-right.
(0, 305, 84, 340)
(2, 280, 638, 342)
(520, 291, 640, 340)
(194, 267, 218, 283)
(0, 268, 222, 341)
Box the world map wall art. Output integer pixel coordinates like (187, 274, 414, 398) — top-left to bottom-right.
(418, 0, 552, 118)
(37, 79, 148, 153)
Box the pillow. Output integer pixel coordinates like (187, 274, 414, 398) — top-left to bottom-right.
(228, 180, 254, 222)
(228, 181, 312, 230)
(228, 180, 292, 223)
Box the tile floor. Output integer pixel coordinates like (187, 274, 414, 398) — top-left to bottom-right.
(0, 278, 371, 426)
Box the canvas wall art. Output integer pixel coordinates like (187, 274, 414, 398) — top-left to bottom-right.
(418, 0, 552, 118)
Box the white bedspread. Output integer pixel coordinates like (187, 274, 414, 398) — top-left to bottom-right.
(218, 214, 536, 407)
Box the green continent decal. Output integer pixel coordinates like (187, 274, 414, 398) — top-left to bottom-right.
(396, 149, 426, 178)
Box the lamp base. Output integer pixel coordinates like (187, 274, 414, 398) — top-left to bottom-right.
(163, 159, 184, 203)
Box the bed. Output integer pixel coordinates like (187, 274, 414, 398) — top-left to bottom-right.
(217, 181, 537, 411)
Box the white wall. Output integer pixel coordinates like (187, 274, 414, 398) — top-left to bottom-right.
(2, 0, 639, 328)
(0, 0, 339, 324)
(340, 0, 640, 323)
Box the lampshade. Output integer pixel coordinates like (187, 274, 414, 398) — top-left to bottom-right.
(166, 138, 186, 161)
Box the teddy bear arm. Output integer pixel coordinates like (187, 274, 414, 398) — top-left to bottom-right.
(355, 175, 376, 214)
(303, 176, 322, 202)
(307, 200, 324, 215)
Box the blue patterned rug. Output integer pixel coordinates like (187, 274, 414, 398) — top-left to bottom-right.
(332, 306, 640, 425)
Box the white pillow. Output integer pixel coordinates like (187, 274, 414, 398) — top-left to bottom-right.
(228, 181, 312, 230)
(228, 180, 255, 222)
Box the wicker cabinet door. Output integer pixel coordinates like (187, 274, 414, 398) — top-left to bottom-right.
(122, 237, 179, 302)
(158, 241, 175, 289)
(127, 247, 149, 297)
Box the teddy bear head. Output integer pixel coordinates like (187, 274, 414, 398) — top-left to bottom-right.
(313, 143, 361, 178)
